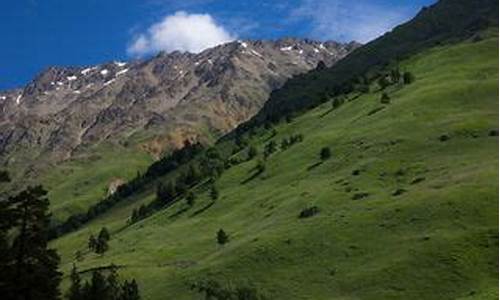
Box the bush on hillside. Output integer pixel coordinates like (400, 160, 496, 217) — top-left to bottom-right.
(299, 206, 320, 218)
(403, 71, 416, 84)
(380, 92, 391, 104)
(320, 147, 332, 160)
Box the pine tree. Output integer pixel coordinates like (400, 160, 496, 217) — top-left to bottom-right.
(119, 280, 141, 300)
(88, 270, 108, 300)
(67, 264, 83, 300)
(403, 71, 415, 84)
(186, 192, 196, 207)
(216, 229, 229, 245)
(210, 185, 219, 201)
(98, 227, 111, 242)
(247, 146, 258, 160)
(8, 186, 62, 300)
(88, 234, 97, 251)
(95, 236, 109, 255)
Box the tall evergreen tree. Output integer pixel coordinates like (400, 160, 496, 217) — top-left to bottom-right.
(67, 264, 83, 300)
(7, 186, 62, 300)
(98, 227, 111, 242)
(119, 280, 140, 300)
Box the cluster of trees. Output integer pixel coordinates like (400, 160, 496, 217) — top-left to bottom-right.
(280, 134, 303, 151)
(378, 69, 415, 90)
(263, 141, 277, 159)
(0, 172, 62, 299)
(88, 227, 111, 254)
(129, 147, 227, 224)
(67, 265, 140, 300)
(51, 141, 206, 239)
(193, 279, 266, 300)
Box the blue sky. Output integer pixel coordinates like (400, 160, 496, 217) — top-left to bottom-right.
(0, 0, 436, 90)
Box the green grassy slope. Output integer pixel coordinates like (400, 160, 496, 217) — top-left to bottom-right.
(51, 32, 499, 299)
(41, 143, 153, 223)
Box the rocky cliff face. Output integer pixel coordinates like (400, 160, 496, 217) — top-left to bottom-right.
(0, 39, 358, 176)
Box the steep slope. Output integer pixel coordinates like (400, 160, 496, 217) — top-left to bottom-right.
(240, 0, 498, 124)
(0, 39, 357, 220)
(52, 29, 498, 299)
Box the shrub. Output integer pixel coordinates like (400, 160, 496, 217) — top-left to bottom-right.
(299, 206, 320, 218)
(210, 185, 219, 200)
(247, 146, 258, 160)
(377, 76, 391, 90)
(332, 98, 344, 109)
(320, 147, 331, 160)
(216, 229, 229, 245)
(186, 192, 196, 206)
(380, 92, 391, 104)
(403, 72, 415, 84)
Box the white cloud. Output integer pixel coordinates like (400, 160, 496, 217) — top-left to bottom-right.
(291, 0, 414, 43)
(128, 11, 235, 56)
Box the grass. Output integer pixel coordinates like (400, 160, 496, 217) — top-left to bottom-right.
(51, 32, 498, 299)
(41, 142, 153, 222)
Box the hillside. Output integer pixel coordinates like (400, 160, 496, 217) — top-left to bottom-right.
(51, 27, 499, 299)
(242, 0, 498, 125)
(0, 39, 357, 222)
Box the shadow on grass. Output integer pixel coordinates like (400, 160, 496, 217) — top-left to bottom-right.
(241, 169, 264, 184)
(190, 201, 215, 217)
(307, 161, 323, 171)
(169, 206, 190, 219)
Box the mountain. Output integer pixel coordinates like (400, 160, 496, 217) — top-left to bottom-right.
(50, 0, 498, 299)
(0, 39, 358, 218)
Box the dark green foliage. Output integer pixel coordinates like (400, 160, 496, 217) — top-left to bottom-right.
(381, 92, 391, 104)
(331, 97, 344, 109)
(403, 71, 416, 84)
(439, 134, 450, 142)
(88, 228, 110, 254)
(98, 227, 111, 242)
(356, 84, 370, 93)
(320, 147, 332, 160)
(210, 185, 219, 201)
(68, 265, 141, 300)
(95, 236, 109, 255)
(217, 229, 229, 245)
(299, 206, 320, 218)
(186, 192, 196, 207)
(88, 234, 97, 251)
(377, 75, 391, 90)
(256, 160, 266, 174)
(263, 140, 277, 159)
(0, 186, 62, 300)
(120, 280, 140, 300)
(392, 189, 407, 196)
(247, 146, 258, 160)
(352, 192, 370, 200)
(280, 134, 304, 151)
(0, 170, 10, 183)
(67, 264, 83, 300)
(390, 68, 401, 83)
(194, 280, 266, 300)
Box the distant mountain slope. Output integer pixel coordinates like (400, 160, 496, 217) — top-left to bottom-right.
(0, 39, 357, 218)
(0, 39, 356, 171)
(241, 0, 498, 125)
